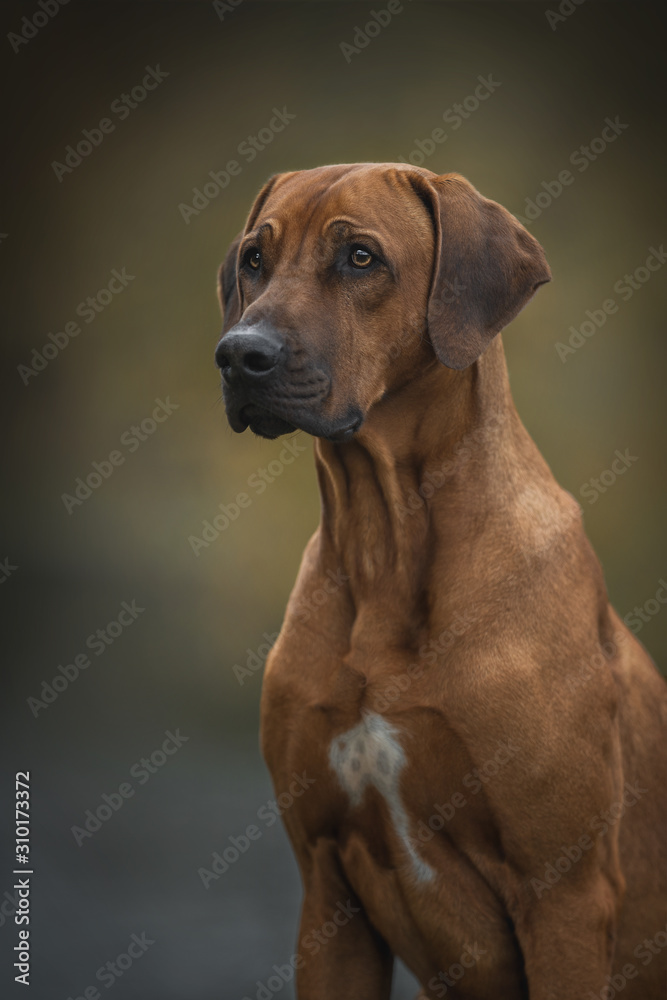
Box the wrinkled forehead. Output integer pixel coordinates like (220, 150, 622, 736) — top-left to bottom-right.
(248, 165, 434, 258)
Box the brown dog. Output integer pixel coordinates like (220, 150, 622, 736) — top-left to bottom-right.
(215, 164, 667, 999)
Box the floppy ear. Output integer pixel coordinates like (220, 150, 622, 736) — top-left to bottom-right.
(217, 232, 243, 332)
(412, 172, 551, 370)
(217, 174, 284, 334)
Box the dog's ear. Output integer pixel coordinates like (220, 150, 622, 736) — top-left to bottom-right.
(217, 174, 284, 333)
(217, 232, 243, 332)
(412, 172, 551, 370)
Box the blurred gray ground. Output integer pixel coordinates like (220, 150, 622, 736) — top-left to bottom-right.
(1, 738, 420, 1000)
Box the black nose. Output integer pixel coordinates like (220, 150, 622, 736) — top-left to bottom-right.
(215, 328, 284, 382)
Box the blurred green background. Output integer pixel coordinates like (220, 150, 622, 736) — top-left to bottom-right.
(1, 2, 665, 998)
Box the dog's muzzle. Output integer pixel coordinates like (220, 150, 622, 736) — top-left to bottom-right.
(215, 321, 362, 442)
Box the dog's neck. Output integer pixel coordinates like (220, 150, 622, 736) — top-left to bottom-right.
(313, 337, 554, 641)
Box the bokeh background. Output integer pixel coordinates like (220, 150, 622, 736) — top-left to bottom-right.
(1, 2, 665, 998)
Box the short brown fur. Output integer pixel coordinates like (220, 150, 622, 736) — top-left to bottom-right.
(216, 164, 667, 999)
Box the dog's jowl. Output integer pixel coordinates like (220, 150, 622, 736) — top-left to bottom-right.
(215, 163, 667, 999)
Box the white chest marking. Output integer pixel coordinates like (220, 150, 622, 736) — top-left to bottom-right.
(328, 712, 434, 882)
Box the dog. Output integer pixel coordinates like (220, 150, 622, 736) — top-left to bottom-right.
(215, 164, 667, 999)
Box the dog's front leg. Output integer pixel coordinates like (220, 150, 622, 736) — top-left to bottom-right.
(511, 877, 620, 999)
(294, 838, 393, 999)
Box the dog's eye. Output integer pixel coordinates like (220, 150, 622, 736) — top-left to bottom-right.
(350, 247, 373, 269)
(246, 250, 261, 270)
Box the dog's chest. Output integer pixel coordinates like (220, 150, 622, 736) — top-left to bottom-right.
(262, 637, 493, 887)
(328, 711, 435, 882)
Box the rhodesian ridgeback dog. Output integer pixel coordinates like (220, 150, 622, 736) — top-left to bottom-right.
(214, 164, 667, 999)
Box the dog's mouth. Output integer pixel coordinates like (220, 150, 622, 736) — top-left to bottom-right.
(235, 403, 297, 440)
(218, 337, 363, 441)
(225, 394, 363, 443)
(321, 414, 363, 443)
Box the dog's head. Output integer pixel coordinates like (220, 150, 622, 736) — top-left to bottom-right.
(215, 164, 550, 441)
